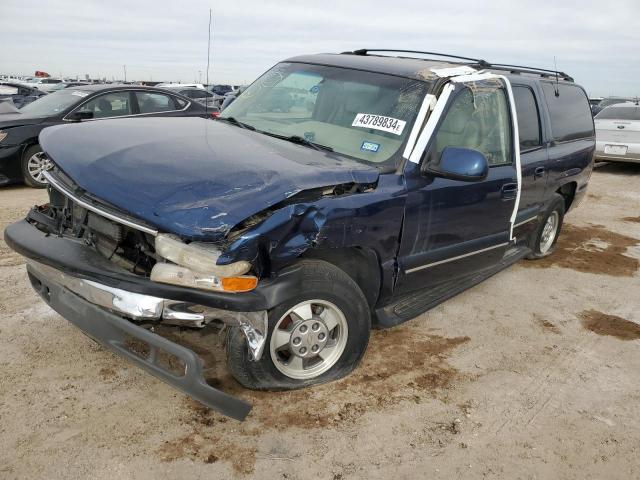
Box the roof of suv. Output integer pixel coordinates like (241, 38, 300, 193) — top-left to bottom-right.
(285, 52, 574, 84)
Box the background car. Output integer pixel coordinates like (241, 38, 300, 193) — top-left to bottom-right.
(0, 84, 215, 188)
(220, 86, 247, 110)
(589, 97, 603, 115)
(0, 82, 47, 108)
(159, 85, 222, 109)
(594, 102, 640, 163)
(591, 96, 634, 116)
(47, 81, 91, 92)
(208, 84, 234, 96)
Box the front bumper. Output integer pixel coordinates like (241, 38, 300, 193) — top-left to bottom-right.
(26, 260, 253, 421)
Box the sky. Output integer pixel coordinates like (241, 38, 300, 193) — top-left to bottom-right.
(1, 0, 638, 97)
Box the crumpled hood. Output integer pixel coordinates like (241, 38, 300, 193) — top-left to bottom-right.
(40, 117, 379, 240)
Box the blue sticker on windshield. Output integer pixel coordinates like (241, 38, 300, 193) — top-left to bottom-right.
(361, 141, 380, 153)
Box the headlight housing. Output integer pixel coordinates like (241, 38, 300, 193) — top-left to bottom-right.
(151, 234, 256, 292)
(0, 130, 7, 143)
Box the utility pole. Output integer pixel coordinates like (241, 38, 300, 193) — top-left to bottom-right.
(123, 65, 127, 82)
(206, 9, 212, 86)
(199, 70, 202, 84)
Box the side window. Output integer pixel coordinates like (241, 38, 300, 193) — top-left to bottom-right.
(541, 83, 594, 142)
(76, 92, 132, 118)
(432, 86, 512, 166)
(512, 86, 542, 151)
(189, 90, 212, 99)
(136, 92, 180, 113)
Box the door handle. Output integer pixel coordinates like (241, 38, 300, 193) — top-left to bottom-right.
(501, 183, 518, 200)
(534, 166, 545, 179)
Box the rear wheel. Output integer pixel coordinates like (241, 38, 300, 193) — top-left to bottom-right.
(226, 260, 371, 390)
(526, 194, 565, 259)
(21, 145, 50, 188)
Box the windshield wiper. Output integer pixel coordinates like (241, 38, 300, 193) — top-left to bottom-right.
(286, 135, 333, 152)
(217, 116, 255, 130)
(262, 132, 333, 152)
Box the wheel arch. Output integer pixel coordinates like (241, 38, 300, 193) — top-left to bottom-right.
(555, 181, 577, 212)
(299, 247, 382, 310)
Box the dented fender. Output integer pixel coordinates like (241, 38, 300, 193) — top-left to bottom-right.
(218, 173, 407, 303)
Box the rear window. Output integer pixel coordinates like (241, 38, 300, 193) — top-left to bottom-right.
(595, 106, 640, 121)
(541, 83, 594, 142)
(512, 86, 542, 151)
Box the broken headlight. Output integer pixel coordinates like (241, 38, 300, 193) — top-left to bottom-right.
(151, 234, 256, 292)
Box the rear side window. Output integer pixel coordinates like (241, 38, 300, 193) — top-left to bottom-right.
(188, 89, 212, 99)
(595, 106, 640, 121)
(512, 86, 541, 151)
(542, 83, 594, 142)
(136, 92, 180, 113)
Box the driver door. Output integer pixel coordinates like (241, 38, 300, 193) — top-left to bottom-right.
(395, 78, 519, 295)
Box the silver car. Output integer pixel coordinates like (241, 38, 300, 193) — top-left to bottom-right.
(595, 102, 640, 163)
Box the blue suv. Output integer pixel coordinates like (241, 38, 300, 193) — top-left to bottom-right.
(5, 50, 595, 420)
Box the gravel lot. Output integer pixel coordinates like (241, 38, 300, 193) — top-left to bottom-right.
(1, 163, 639, 480)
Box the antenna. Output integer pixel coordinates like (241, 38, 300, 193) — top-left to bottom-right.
(553, 56, 560, 97)
(206, 8, 212, 116)
(206, 9, 212, 86)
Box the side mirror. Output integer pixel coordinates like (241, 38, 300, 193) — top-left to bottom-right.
(67, 110, 94, 122)
(424, 146, 489, 182)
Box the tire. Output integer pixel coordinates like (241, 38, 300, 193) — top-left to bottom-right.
(526, 194, 565, 260)
(21, 144, 49, 188)
(226, 259, 371, 391)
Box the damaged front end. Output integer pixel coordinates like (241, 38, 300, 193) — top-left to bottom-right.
(5, 168, 284, 420)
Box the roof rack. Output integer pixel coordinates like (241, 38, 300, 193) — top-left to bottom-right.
(350, 49, 491, 67)
(489, 64, 573, 82)
(344, 49, 574, 82)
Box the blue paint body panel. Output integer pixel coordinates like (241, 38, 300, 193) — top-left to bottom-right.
(39, 117, 380, 240)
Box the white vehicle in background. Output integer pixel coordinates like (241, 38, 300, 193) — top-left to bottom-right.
(595, 102, 640, 163)
(155, 83, 206, 89)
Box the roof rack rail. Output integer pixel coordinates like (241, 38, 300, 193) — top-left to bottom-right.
(488, 63, 573, 82)
(345, 49, 574, 82)
(349, 49, 491, 67)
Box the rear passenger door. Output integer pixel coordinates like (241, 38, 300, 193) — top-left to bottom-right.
(512, 84, 548, 233)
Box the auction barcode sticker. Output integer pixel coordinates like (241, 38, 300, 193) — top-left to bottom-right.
(352, 113, 406, 135)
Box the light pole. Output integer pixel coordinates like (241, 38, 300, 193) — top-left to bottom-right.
(199, 70, 202, 84)
(123, 65, 127, 82)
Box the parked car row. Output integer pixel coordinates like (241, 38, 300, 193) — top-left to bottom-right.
(0, 84, 218, 187)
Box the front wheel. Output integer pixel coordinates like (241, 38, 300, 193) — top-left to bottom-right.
(226, 260, 371, 390)
(526, 194, 565, 259)
(21, 144, 51, 188)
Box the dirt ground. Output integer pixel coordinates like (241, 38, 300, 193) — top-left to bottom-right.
(1, 163, 639, 480)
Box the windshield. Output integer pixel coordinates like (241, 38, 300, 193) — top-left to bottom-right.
(596, 106, 640, 121)
(19, 89, 87, 116)
(221, 62, 429, 165)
